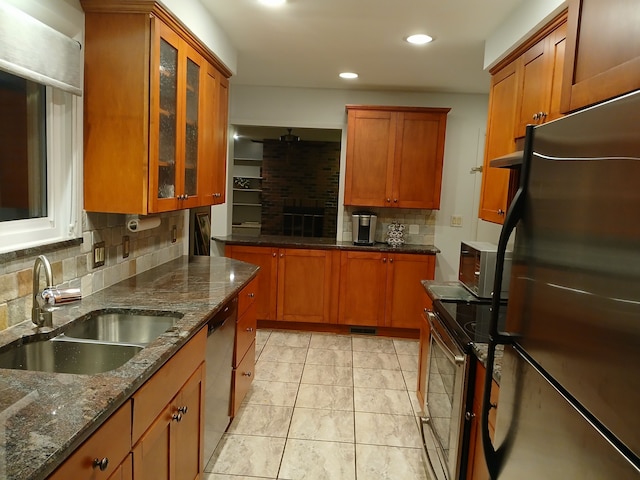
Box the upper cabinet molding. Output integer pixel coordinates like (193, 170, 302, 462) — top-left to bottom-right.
(80, 0, 232, 78)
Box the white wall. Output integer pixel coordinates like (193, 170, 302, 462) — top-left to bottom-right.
(484, 0, 567, 70)
(226, 85, 489, 281)
(161, 0, 237, 74)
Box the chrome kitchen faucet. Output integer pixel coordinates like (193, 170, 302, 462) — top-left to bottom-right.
(32, 255, 54, 327)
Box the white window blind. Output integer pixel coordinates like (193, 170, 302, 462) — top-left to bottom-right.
(0, 1, 82, 96)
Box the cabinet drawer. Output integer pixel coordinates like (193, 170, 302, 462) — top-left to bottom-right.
(231, 340, 255, 416)
(49, 401, 132, 480)
(238, 276, 258, 317)
(235, 302, 257, 367)
(132, 327, 206, 443)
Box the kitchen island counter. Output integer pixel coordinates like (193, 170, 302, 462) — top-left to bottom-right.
(214, 234, 440, 255)
(0, 255, 259, 480)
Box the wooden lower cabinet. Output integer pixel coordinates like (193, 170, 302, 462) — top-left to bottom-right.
(276, 248, 338, 323)
(232, 279, 258, 416)
(225, 245, 338, 324)
(466, 362, 500, 480)
(338, 251, 435, 329)
(48, 402, 133, 480)
(133, 365, 204, 480)
(224, 245, 277, 320)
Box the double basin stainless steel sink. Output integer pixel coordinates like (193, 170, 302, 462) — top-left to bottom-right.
(0, 311, 183, 375)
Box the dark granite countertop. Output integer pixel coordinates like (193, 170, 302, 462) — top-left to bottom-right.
(213, 234, 440, 255)
(422, 280, 503, 384)
(0, 255, 258, 480)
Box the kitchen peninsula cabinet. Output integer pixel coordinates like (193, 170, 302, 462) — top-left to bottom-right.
(344, 106, 450, 209)
(81, 1, 231, 214)
(224, 245, 339, 324)
(561, 0, 640, 113)
(338, 251, 435, 329)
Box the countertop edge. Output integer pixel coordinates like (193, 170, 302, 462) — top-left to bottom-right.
(0, 255, 259, 480)
(214, 235, 440, 255)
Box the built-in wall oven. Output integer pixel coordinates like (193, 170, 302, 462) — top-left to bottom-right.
(420, 299, 506, 480)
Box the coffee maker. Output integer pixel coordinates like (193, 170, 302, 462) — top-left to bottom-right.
(352, 211, 377, 245)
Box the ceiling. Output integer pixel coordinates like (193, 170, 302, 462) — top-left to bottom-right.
(200, 0, 526, 95)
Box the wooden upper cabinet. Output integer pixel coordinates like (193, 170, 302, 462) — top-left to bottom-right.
(344, 106, 450, 209)
(561, 0, 640, 113)
(480, 12, 566, 224)
(514, 20, 567, 138)
(478, 62, 518, 224)
(81, 1, 231, 214)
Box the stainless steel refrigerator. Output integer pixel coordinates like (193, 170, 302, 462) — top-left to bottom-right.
(481, 89, 640, 478)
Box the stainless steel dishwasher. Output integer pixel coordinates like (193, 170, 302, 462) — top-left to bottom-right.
(203, 296, 237, 462)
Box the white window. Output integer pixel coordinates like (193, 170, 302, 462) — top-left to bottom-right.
(0, 1, 82, 254)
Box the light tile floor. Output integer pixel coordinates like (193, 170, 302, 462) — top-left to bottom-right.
(204, 329, 432, 480)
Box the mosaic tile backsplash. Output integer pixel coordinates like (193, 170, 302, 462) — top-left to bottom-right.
(0, 211, 186, 331)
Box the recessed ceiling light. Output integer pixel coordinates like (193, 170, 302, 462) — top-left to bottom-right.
(259, 0, 286, 6)
(406, 34, 433, 45)
(339, 72, 359, 79)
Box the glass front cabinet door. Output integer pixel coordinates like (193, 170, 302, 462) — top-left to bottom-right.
(151, 21, 205, 212)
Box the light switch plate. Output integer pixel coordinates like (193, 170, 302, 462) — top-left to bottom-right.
(93, 241, 106, 268)
(451, 215, 463, 227)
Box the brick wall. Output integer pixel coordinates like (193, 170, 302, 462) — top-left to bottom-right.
(261, 140, 340, 237)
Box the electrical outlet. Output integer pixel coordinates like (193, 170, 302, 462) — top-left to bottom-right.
(93, 241, 106, 268)
(122, 235, 130, 258)
(451, 215, 463, 227)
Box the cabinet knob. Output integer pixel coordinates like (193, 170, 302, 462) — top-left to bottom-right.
(382, 258, 387, 263)
(497, 209, 505, 215)
(178, 406, 188, 414)
(172, 412, 183, 422)
(272, 252, 277, 257)
(393, 198, 398, 203)
(248, 293, 255, 298)
(246, 327, 254, 332)
(280, 253, 284, 258)
(389, 258, 394, 263)
(93, 458, 109, 471)
(532, 113, 539, 121)
(386, 198, 391, 203)
(540, 111, 548, 119)
(242, 371, 252, 377)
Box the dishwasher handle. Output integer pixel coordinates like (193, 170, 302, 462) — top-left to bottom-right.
(207, 297, 238, 336)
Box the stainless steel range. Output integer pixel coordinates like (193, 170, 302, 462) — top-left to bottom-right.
(420, 291, 506, 480)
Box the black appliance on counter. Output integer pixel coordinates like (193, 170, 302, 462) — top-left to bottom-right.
(481, 90, 640, 478)
(420, 282, 507, 480)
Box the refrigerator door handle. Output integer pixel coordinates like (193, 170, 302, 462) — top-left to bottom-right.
(481, 124, 536, 479)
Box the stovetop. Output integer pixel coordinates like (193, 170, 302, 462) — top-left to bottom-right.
(433, 299, 507, 353)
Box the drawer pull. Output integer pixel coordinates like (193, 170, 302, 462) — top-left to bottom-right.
(172, 412, 183, 422)
(93, 458, 109, 471)
(242, 371, 252, 377)
(178, 406, 188, 414)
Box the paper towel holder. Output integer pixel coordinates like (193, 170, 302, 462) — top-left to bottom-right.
(126, 215, 161, 232)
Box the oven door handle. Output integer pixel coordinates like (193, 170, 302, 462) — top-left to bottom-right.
(426, 311, 465, 365)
